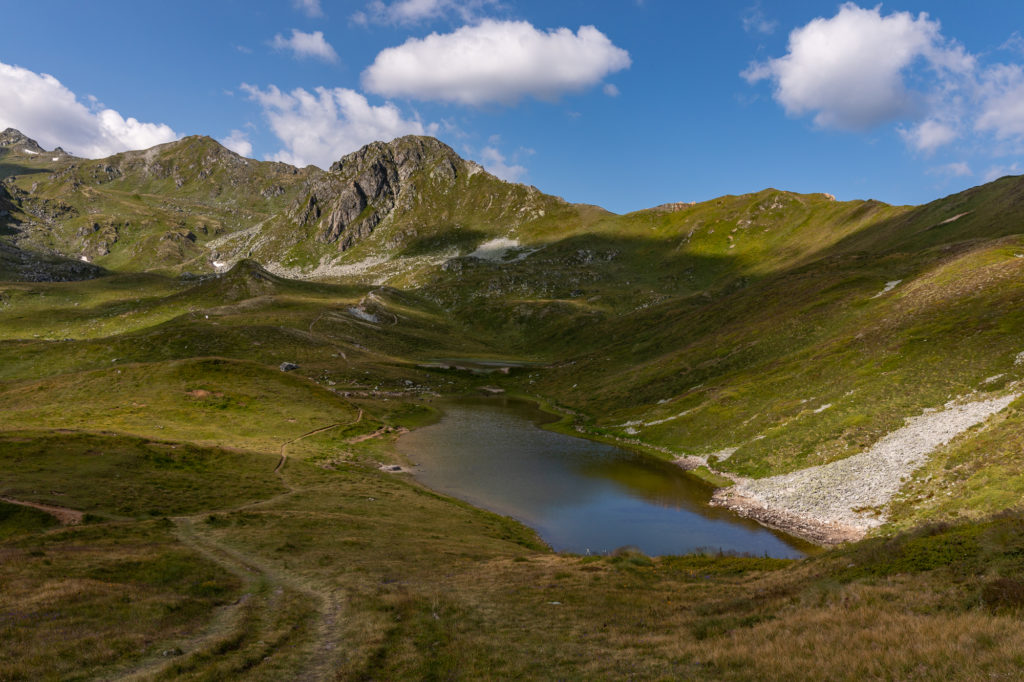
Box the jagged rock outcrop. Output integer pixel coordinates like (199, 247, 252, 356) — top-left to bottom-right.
(0, 128, 45, 154)
(0, 240, 104, 282)
(293, 136, 469, 251)
(0, 184, 15, 221)
(0, 127, 558, 274)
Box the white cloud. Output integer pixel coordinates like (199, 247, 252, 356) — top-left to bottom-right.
(743, 3, 971, 131)
(219, 129, 253, 157)
(354, 0, 496, 26)
(983, 162, 1021, 182)
(241, 83, 431, 168)
(0, 61, 178, 157)
(899, 118, 958, 154)
(976, 64, 1024, 140)
(927, 161, 972, 177)
(999, 31, 1024, 55)
(603, 83, 620, 97)
(479, 146, 526, 182)
(362, 20, 631, 105)
(271, 29, 339, 62)
(293, 0, 323, 17)
(742, 5, 776, 36)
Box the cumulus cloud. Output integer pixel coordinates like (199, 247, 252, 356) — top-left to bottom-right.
(976, 64, 1024, 140)
(743, 3, 971, 131)
(479, 146, 526, 182)
(271, 29, 339, 62)
(293, 0, 323, 17)
(899, 118, 958, 154)
(603, 83, 620, 97)
(362, 20, 631, 105)
(0, 61, 178, 157)
(354, 0, 497, 26)
(241, 83, 431, 168)
(927, 161, 972, 177)
(219, 129, 253, 157)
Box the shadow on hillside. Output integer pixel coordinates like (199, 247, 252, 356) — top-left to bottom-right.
(820, 175, 1024, 259)
(0, 162, 52, 180)
(398, 227, 489, 257)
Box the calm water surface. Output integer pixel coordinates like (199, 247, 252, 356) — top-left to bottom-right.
(397, 397, 806, 558)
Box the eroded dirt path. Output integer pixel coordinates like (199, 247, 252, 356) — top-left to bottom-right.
(0, 495, 83, 525)
(274, 409, 360, 474)
(113, 411, 366, 680)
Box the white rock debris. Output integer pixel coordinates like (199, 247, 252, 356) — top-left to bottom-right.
(872, 279, 902, 298)
(714, 392, 1020, 541)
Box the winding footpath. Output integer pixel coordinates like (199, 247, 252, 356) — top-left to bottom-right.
(0, 495, 83, 525)
(274, 411, 358, 473)
(112, 412, 363, 680)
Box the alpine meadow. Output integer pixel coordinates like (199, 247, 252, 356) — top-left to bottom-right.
(4, 1, 1024, 680)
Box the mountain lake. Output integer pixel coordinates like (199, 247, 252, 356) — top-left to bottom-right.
(397, 396, 808, 558)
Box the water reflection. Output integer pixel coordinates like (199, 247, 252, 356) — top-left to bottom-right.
(397, 396, 806, 558)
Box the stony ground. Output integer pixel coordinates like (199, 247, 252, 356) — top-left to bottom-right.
(713, 391, 1020, 543)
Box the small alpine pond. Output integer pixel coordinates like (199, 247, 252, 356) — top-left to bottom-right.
(397, 396, 806, 558)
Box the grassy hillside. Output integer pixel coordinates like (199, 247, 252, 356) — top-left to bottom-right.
(5, 131, 1024, 677)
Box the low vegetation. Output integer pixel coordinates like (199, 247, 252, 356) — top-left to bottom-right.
(4, 132, 1024, 677)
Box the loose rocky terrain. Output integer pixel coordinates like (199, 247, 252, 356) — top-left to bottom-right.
(7, 130, 1024, 678)
(713, 392, 1021, 543)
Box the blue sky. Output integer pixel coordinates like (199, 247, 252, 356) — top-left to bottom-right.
(2, 1, 1023, 213)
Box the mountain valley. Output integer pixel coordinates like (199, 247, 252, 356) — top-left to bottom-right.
(4, 129, 1024, 679)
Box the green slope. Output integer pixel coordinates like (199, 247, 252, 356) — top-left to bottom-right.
(4, 131, 1024, 678)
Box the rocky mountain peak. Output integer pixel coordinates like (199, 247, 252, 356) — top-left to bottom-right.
(0, 128, 45, 154)
(300, 135, 472, 251)
(330, 135, 463, 181)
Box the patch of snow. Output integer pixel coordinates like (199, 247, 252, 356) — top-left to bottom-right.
(812, 403, 833, 414)
(212, 260, 227, 269)
(22, 148, 38, 155)
(79, 255, 90, 263)
(871, 280, 902, 299)
(51, 157, 59, 162)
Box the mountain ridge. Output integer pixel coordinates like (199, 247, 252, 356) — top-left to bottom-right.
(7, 127, 1024, 678)
(0, 129, 581, 279)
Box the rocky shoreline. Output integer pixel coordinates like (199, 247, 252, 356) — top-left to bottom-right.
(697, 392, 1021, 546)
(710, 492, 863, 545)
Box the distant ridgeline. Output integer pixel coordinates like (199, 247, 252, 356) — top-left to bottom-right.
(4, 126, 1024, 540)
